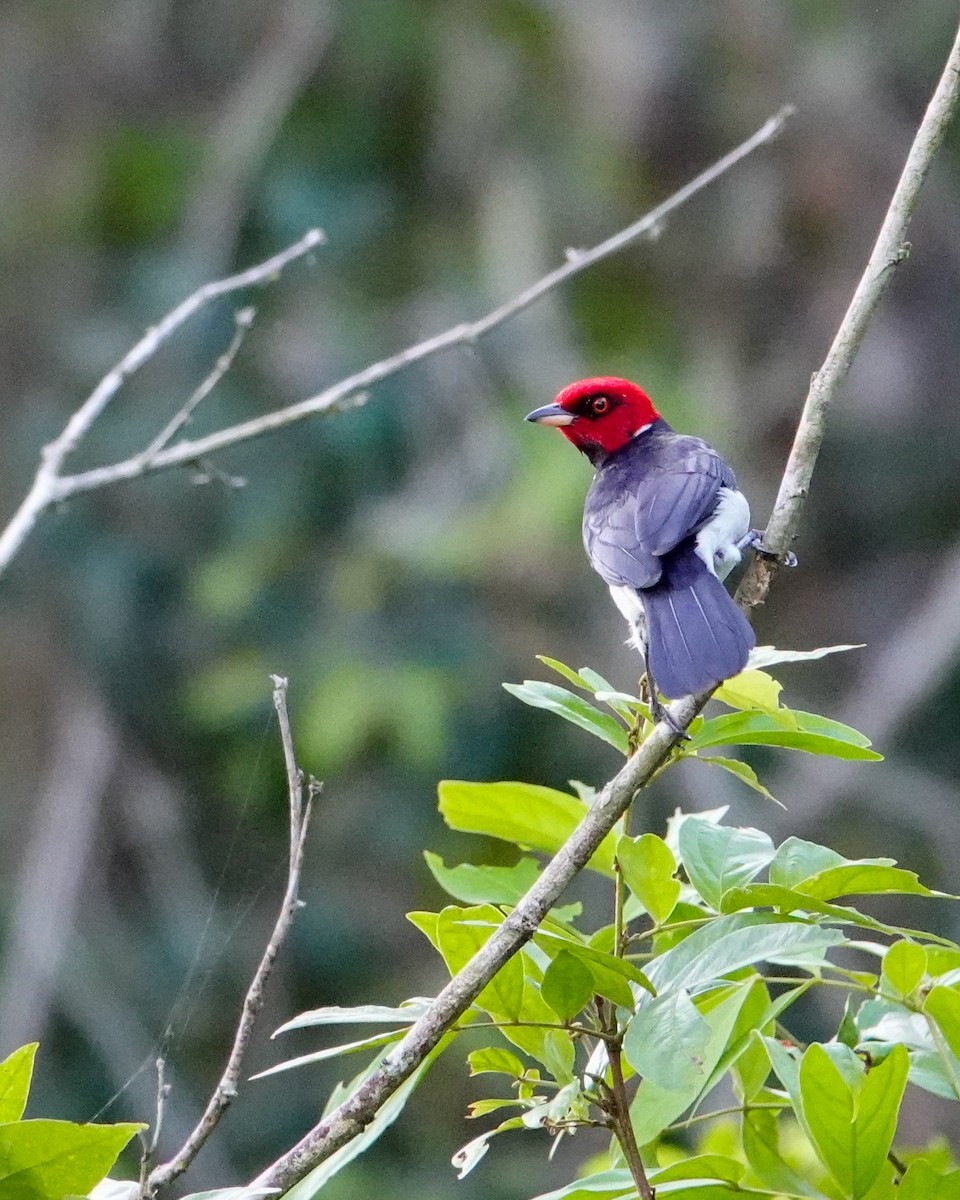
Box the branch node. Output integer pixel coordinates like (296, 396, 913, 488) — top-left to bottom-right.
(190, 459, 247, 489)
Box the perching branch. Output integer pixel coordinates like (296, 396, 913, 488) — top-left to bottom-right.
(0, 230, 325, 580)
(252, 707, 695, 1191)
(0, 108, 792, 582)
(146, 675, 315, 1195)
(736, 18, 960, 609)
(250, 24, 960, 1194)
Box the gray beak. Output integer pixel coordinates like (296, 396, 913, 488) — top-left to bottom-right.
(524, 402, 574, 427)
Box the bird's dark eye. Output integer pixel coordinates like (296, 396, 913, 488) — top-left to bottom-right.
(590, 396, 611, 415)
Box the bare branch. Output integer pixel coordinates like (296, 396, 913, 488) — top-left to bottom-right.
(248, 25, 960, 1193)
(0, 108, 792, 583)
(147, 676, 314, 1195)
(63, 106, 793, 493)
(142, 306, 256, 461)
(0, 229, 325, 579)
(737, 20, 960, 609)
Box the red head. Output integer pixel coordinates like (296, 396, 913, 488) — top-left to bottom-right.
(525, 377, 660, 459)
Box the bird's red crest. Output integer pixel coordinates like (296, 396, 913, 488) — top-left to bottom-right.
(552, 377, 659, 456)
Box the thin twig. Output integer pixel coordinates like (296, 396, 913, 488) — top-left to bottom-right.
(0, 108, 792, 583)
(138, 1058, 171, 1189)
(142, 306, 257, 461)
(737, 19, 960, 609)
(147, 676, 315, 1195)
(0, 229, 325, 579)
(248, 28, 960, 1189)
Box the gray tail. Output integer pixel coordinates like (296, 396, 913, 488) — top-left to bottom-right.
(643, 547, 755, 699)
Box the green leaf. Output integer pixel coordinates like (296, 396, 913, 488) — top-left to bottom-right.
(467, 1047, 525, 1078)
(502, 681, 629, 753)
(629, 982, 754, 1144)
(733, 1030, 777, 1102)
(924, 985, 960, 1062)
(534, 930, 654, 1003)
(436, 905, 524, 1020)
(768, 837, 848, 887)
(742, 1108, 817, 1197)
(0, 1120, 142, 1200)
(647, 913, 845, 996)
(882, 941, 927, 997)
(749, 643, 865, 669)
(528, 1168, 635, 1200)
(274, 1000, 431, 1035)
(536, 656, 597, 691)
(687, 710, 882, 760)
(837, 995, 859, 1049)
(799, 1042, 908, 1199)
(623, 989, 711, 1092)
(406, 910, 439, 947)
(251, 1029, 406, 1078)
(677, 821, 775, 910)
(713, 669, 786, 716)
(423, 851, 540, 904)
(649, 1154, 746, 1185)
(0, 1045, 36, 1124)
(616, 833, 680, 923)
(899, 1159, 960, 1200)
(797, 864, 939, 903)
(699, 979, 775, 1099)
(768, 837, 941, 901)
(541, 950, 595, 1022)
(692, 755, 781, 806)
(467, 1097, 530, 1119)
(763, 1036, 803, 1113)
(438, 780, 617, 877)
(535, 659, 643, 721)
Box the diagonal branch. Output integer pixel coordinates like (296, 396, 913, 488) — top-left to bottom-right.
(252, 707, 695, 1191)
(0, 108, 792, 582)
(58, 106, 793, 495)
(147, 676, 315, 1195)
(737, 18, 960, 610)
(250, 20, 960, 1195)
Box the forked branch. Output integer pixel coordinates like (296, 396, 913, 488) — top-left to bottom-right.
(0, 109, 793, 581)
(145, 676, 315, 1194)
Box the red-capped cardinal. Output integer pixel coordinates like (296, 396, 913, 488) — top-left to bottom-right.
(526, 377, 759, 726)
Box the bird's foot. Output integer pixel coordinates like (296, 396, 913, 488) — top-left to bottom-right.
(739, 529, 798, 568)
(649, 692, 691, 740)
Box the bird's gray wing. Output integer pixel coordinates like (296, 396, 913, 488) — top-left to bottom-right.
(584, 441, 732, 589)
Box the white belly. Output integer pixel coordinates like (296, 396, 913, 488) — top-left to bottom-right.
(694, 486, 750, 580)
(608, 583, 646, 651)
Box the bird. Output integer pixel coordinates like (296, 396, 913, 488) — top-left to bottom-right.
(525, 376, 758, 729)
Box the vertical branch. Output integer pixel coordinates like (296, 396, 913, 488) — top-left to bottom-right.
(146, 676, 316, 1195)
(607, 1038, 653, 1200)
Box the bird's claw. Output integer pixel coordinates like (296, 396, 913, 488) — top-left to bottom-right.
(649, 695, 691, 740)
(739, 529, 798, 568)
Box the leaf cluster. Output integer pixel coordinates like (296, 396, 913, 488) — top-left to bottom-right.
(0, 1044, 141, 1200)
(260, 653, 960, 1199)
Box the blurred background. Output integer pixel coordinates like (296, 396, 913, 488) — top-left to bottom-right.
(1, 0, 959, 1194)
